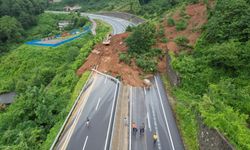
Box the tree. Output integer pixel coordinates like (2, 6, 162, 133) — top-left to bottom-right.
(0, 16, 23, 43)
(205, 0, 250, 43)
(125, 23, 156, 54)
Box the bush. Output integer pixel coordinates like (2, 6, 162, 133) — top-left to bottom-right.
(136, 56, 157, 73)
(167, 17, 175, 26)
(174, 36, 189, 46)
(161, 37, 168, 43)
(119, 52, 131, 64)
(125, 22, 156, 54)
(176, 19, 188, 31)
(157, 28, 165, 38)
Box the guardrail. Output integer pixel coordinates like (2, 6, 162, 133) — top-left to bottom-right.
(50, 71, 93, 150)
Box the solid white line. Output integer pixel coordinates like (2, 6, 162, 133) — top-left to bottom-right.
(104, 76, 107, 84)
(154, 76, 175, 150)
(104, 83, 119, 150)
(95, 98, 101, 111)
(150, 94, 162, 150)
(82, 136, 89, 150)
(129, 87, 132, 150)
(50, 71, 93, 150)
(147, 113, 151, 131)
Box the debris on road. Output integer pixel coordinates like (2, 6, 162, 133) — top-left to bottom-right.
(77, 33, 167, 87)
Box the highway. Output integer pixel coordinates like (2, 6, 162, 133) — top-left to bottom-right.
(54, 72, 119, 150)
(129, 75, 184, 150)
(45, 11, 135, 35)
(83, 13, 135, 34)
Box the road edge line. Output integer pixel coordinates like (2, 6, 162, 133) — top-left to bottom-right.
(49, 71, 93, 150)
(104, 81, 119, 150)
(129, 87, 132, 150)
(154, 76, 175, 150)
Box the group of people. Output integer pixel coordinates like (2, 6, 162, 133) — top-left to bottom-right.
(85, 117, 158, 144)
(132, 122, 158, 144)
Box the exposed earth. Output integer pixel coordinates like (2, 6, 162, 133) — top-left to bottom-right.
(77, 33, 166, 86)
(163, 2, 208, 52)
(77, 3, 208, 86)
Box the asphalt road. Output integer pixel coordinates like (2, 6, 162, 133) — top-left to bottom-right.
(45, 11, 135, 35)
(54, 72, 119, 150)
(130, 75, 184, 150)
(82, 13, 135, 35)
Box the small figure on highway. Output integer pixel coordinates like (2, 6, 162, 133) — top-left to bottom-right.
(140, 123, 145, 135)
(132, 122, 137, 135)
(153, 132, 158, 145)
(86, 117, 90, 128)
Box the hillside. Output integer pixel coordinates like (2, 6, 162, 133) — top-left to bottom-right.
(0, 0, 249, 149)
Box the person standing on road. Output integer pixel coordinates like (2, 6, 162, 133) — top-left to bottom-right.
(132, 122, 137, 135)
(86, 117, 90, 128)
(153, 132, 158, 144)
(140, 123, 145, 135)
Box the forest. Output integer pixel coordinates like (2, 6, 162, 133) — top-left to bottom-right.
(0, 13, 110, 149)
(171, 0, 250, 149)
(0, 0, 249, 149)
(0, 0, 47, 53)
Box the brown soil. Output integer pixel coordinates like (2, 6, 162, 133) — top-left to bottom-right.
(77, 33, 165, 86)
(163, 2, 208, 52)
(77, 2, 208, 86)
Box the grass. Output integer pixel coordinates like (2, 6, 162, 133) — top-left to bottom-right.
(0, 17, 110, 149)
(176, 19, 188, 31)
(161, 74, 199, 150)
(40, 71, 91, 150)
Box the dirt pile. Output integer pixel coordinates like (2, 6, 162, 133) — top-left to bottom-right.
(77, 33, 166, 86)
(77, 2, 208, 86)
(163, 3, 208, 52)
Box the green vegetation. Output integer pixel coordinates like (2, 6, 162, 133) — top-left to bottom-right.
(167, 17, 175, 26)
(119, 52, 131, 65)
(161, 73, 199, 150)
(161, 37, 168, 43)
(124, 23, 164, 72)
(0, 17, 110, 149)
(175, 19, 188, 31)
(0, 0, 47, 52)
(170, 0, 250, 149)
(0, 12, 89, 53)
(0, 0, 47, 29)
(174, 36, 189, 46)
(27, 13, 89, 40)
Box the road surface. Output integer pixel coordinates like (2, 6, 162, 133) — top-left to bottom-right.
(54, 72, 119, 150)
(46, 11, 135, 35)
(130, 75, 184, 150)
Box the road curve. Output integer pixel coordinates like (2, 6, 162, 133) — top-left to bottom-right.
(45, 11, 135, 35)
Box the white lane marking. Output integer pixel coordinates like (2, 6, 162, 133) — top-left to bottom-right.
(129, 86, 132, 150)
(104, 82, 119, 150)
(61, 74, 97, 150)
(154, 76, 175, 150)
(150, 95, 162, 150)
(62, 96, 87, 150)
(82, 136, 89, 150)
(143, 87, 147, 96)
(95, 98, 101, 111)
(104, 76, 107, 84)
(147, 113, 151, 131)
